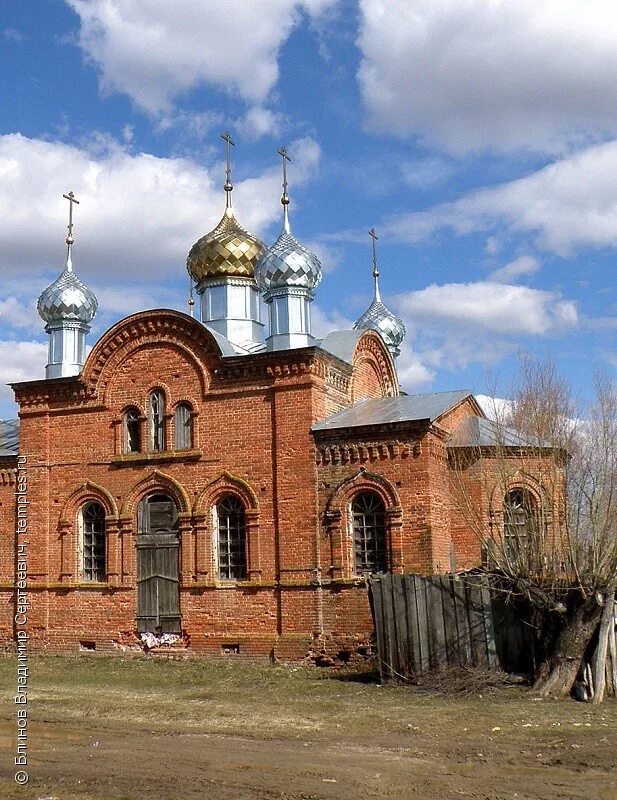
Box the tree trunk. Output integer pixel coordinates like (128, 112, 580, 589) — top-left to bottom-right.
(591, 587, 616, 705)
(533, 597, 602, 698)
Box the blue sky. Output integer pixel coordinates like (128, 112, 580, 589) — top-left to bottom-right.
(1, 0, 617, 418)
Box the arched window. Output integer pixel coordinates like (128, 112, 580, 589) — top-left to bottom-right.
(174, 403, 192, 450)
(216, 496, 247, 580)
(81, 502, 106, 582)
(503, 489, 538, 559)
(148, 389, 166, 451)
(352, 492, 387, 574)
(123, 407, 141, 453)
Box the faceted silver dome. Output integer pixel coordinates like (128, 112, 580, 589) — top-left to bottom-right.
(354, 297, 406, 356)
(38, 269, 98, 325)
(255, 209, 322, 292)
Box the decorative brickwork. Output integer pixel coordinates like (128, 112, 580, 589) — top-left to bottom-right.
(0, 308, 557, 661)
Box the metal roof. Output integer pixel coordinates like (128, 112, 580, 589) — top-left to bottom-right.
(449, 415, 539, 447)
(312, 390, 473, 432)
(0, 419, 19, 457)
(317, 330, 363, 365)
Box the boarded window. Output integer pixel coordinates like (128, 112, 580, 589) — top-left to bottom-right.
(174, 403, 192, 450)
(124, 407, 141, 453)
(217, 496, 247, 580)
(82, 502, 106, 582)
(352, 492, 387, 574)
(148, 390, 165, 451)
(503, 489, 538, 560)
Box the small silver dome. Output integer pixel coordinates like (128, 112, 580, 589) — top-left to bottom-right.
(255, 209, 322, 293)
(38, 268, 98, 325)
(354, 297, 406, 356)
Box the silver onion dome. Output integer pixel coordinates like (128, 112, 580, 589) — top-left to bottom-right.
(38, 267, 98, 325)
(354, 295, 406, 355)
(354, 227, 405, 357)
(255, 205, 322, 292)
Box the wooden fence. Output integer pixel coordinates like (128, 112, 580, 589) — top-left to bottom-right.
(369, 573, 617, 697)
(369, 573, 534, 682)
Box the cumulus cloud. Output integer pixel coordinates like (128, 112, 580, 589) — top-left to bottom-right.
(0, 341, 47, 414)
(0, 133, 321, 281)
(387, 281, 577, 375)
(67, 0, 336, 114)
(395, 282, 577, 337)
(489, 255, 540, 283)
(382, 139, 617, 256)
(357, 0, 617, 154)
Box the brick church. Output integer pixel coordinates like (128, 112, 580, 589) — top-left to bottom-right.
(0, 142, 539, 660)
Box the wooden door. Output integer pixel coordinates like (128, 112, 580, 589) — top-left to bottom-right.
(136, 495, 181, 633)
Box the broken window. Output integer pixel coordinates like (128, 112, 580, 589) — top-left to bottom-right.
(503, 488, 538, 561)
(174, 403, 192, 450)
(352, 491, 387, 574)
(82, 502, 106, 582)
(148, 389, 166, 451)
(216, 496, 247, 580)
(123, 406, 141, 453)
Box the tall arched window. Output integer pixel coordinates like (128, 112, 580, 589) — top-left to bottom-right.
(174, 403, 192, 450)
(216, 496, 247, 580)
(503, 489, 538, 559)
(148, 389, 166, 451)
(352, 492, 387, 574)
(123, 407, 141, 453)
(81, 502, 106, 582)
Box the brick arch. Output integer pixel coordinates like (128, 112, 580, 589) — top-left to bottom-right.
(59, 481, 119, 525)
(193, 471, 259, 516)
(119, 469, 192, 519)
(326, 468, 401, 516)
(82, 309, 224, 405)
(350, 330, 399, 402)
(489, 472, 549, 516)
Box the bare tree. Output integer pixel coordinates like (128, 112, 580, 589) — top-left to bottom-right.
(450, 358, 617, 701)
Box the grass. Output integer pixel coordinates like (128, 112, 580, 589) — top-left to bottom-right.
(0, 654, 615, 742)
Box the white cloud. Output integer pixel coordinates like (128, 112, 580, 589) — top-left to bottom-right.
(0, 297, 41, 330)
(382, 139, 617, 256)
(396, 344, 434, 391)
(475, 394, 513, 422)
(311, 305, 354, 338)
(67, 0, 336, 114)
(236, 107, 284, 140)
(4, 27, 23, 42)
(0, 341, 47, 414)
(489, 255, 540, 283)
(0, 133, 321, 282)
(357, 0, 617, 154)
(401, 157, 454, 189)
(395, 282, 577, 336)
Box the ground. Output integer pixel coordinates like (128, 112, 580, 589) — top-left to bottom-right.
(0, 657, 615, 800)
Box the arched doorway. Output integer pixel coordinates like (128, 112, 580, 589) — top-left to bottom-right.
(136, 493, 181, 633)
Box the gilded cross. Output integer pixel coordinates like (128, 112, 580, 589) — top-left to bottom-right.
(278, 146, 291, 203)
(63, 191, 80, 243)
(369, 227, 379, 277)
(221, 131, 235, 190)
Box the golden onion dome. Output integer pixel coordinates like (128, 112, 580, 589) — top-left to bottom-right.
(187, 193, 265, 284)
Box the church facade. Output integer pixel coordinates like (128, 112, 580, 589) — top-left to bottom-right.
(0, 143, 540, 660)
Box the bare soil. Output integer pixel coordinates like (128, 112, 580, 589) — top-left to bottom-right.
(0, 657, 615, 800)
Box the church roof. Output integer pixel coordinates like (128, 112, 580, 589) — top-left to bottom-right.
(0, 419, 19, 456)
(317, 330, 363, 365)
(449, 415, 539, 448)
(312, 390, 473, 432)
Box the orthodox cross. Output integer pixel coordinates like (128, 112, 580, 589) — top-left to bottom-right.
(369, 227, 379, 278)
(63, 191, 80, 244)
(278, 146, 291, 204)
(221, 131, 235, 191)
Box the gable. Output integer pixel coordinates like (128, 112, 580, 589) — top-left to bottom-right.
(82, 309, 224, 407)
